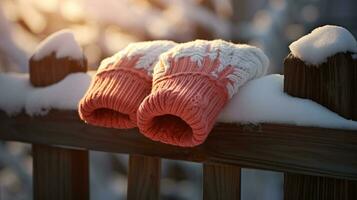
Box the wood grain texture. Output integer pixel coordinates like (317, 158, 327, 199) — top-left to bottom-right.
(353, 58, 357, 123)
(284, 173, 357, 200)
(284, 52, 356, 120)
(1, 111, 356, 180)
(284, 52, 357, 198)
(203, 163, 241, 200)
(29, 53, 87, 87)
(127, 155, 161, 200)
(33, 144, 89, 200)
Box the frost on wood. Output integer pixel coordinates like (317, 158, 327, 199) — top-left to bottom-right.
(32, 29, 84, 60)
(289, 25, 357, 65)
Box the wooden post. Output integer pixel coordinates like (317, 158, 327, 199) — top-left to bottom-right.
(284, 173, 357, 200)
(284, 52, 356, 120)
(127, 155, 161, 200)
(203, 163, 241, 200)
(33, 145, 89, 200)
(29, 52, 87, 87)
(29, 36, 89, 200)
(284, 52, 357, 199)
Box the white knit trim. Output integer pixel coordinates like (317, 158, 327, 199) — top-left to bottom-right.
(98, 40, 176, 76)
(155, 40, 270, 98)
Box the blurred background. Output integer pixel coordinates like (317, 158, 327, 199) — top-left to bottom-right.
(0, 0, 356, 199)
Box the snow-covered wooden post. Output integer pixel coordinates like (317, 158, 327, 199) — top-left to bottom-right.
(29, 30, 87, 87)
(284, 26, 357, 121)
(283, 25, 357, 200)
(29, 30, 89, 200)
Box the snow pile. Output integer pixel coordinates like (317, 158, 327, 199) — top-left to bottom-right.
(0, 72, 357, 130)
(32, 29, 84, 60)
(218, 74, 357, 130)
(25, 73, 92, 115)
(0, 74, 31, 115)
(0, 72, 91, 116)
(289, 25, 357, 65)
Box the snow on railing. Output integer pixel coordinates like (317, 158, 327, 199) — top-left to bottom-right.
(0, 26, 356, 200)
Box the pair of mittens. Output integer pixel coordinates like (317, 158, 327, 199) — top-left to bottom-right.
(79, 41, 177, 128)
(79, 40, 269, 147)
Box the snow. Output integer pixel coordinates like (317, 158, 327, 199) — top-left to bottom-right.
(0, 72, 91, 116)
(0, 73, 31, 115)
(218, 74, 357, 130)
(32, 29, 84, 60)
(0, 72, 356, 130)
(241, 168, 283, 200)
(289, 25, 357, 65)
(25, 73, 91, 116)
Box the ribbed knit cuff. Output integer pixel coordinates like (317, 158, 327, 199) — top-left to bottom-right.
(79, 69, 151, 129)
(137, 73, 227, 147)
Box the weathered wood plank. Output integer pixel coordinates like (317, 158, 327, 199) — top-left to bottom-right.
(33, 144, 89, 200)
(127, 155, 161, 200)
(203, 163, 241, 200)
(284, 52, 356, 120)
(284, 172, 357, 200)
(0, 111, 356, 180)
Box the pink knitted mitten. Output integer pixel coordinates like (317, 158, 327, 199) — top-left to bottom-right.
(137, 40, 269, 147)
(79, 41, 176, 128)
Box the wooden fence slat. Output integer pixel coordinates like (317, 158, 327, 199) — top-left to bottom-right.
(203, 163, 241, 200)
(1, 111, 357, 180)
(127, 155, 161, 200)
(284, 172, 357, 200)
(33, 144, 89, 200)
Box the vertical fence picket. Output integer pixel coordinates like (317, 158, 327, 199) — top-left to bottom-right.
(283, 52, 357, 199)
(33, 144, 89, 200)
(203, 163, 241, 200)
(29, 43, 89, 200)
(127, 155, 161, 200)
(284, 173, 357, 200)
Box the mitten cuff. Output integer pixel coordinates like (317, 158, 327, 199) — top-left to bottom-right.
(79, 69, 151, 128)
(137, 73, 226, 147)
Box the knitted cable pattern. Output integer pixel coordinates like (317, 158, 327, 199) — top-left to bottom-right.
(137, 40, 269, 147)
(78, 40, 176, 129)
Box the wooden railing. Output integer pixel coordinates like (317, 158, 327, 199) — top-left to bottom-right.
(0, 110, 356, 200)
(1, 47, 356, 200)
